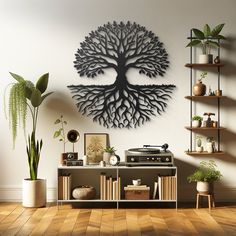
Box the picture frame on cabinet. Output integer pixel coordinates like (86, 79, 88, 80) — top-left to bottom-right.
(84, 133, 108, 164)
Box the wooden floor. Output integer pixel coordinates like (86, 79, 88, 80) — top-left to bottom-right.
(0, 203, 236, 235)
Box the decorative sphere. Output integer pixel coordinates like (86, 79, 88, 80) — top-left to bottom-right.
(72, 186, 96, 200)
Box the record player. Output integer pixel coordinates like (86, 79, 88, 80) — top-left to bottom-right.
(125, 143, 174, 166)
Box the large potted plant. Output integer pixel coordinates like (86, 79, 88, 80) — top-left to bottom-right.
(186, 23, 225, 64)
(5, 72, 53, 207)
(187, 160, 222, 194)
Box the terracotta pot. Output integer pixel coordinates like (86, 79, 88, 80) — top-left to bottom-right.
(22, 179, 46, 207)
(199, 54, 213, 64)
(193, 80, 206, 96)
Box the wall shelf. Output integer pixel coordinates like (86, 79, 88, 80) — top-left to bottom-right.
(185, 63, 224, 68)
(185, 127, 225, 131)
(185, 96, 226, 100)
(185, 151, 225, 156)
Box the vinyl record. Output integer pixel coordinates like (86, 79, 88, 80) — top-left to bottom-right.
(67, 130, 80, 143)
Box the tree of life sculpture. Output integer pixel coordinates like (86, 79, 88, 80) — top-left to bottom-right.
(68, 21, 176, 128)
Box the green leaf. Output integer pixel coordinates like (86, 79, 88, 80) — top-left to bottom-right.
(30, 88, 42, 107)
(59, 138, 63, 141)
(211, 23, 225, 36)
(53, 130, 61, 138)
(36, 73, 49, 94)
(64, 121, 67, 124)
(54, 119, 60, 124)
(9, 72, 25, 83)
(192, 28, 205, 39)
(203, 24, 211, 37)
(207, 41, 220, 48)
(186, 40, 201, 47)
(41, 92, 53, 104)
(215, 35, 226, 40)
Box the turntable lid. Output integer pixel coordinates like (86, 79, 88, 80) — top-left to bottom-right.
(128, 148, 160, 154)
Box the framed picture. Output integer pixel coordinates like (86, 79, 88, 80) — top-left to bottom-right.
(84, 133, 108, 164)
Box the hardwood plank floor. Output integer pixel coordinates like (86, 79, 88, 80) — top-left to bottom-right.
(0, 203, 235, 236)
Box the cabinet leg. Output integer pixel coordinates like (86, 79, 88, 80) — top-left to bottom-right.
(196, 194, 199, 209)
(208, 195, 211, 212)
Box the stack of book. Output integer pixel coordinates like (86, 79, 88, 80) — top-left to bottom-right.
(124, 185, 150, 200)
(100, 173, 120, 200)
(58, 174, 71, 200)
(153, 175, 176, 200)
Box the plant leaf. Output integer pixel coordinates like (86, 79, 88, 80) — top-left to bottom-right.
(203, 24, 211, 37)
(54, 119, 60, 124)
(186, 40, 201, 47)
(30, 88, 42, 107)
(36, 73, 49, 94)
(192, 28, 205, 39)
(53, 130, 61, 138)
(64, 121, 67, 124)
(215, 35, 226, 40)
(211, 23, 225, 36)
(41, 92, 53, 104)
(9, 72, 25, 83)
(207, 41, 220, 48)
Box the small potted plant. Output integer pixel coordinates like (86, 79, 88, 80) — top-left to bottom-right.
(187, 160, 222, 194)
(192, 115, 203, 127)
(196, 136, 203, 153)
(103, 146, 116, 164)
(206, 137, 215, 153)
(186, 23, 225, 64)
(193, 72, 207, 96)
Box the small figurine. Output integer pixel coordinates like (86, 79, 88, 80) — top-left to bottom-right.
(214, 56, 220, 64)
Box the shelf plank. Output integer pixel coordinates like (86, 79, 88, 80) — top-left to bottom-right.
(185, 95, 226, 100)
(185, 151, 225, 155)
(57, 199, 177, 203)
(185, 63, 224, 68)
(185, 126, 226, 131)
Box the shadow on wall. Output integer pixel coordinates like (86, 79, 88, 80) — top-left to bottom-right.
(174, 157, 236, 202)
(222, 129, 236, 161)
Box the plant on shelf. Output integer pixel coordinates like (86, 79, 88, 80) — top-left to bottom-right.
(53, 115, 68, 153)
(187, 160, 222, 193)
(196, 136, 203, 153)
(103, 146, 116, 164)
(186, 23, 225, 63)
(206, 137, 216, 153)
(192, 115, 203, 127)
(193, 72, 207, 96)
(5, 72, 53, 207)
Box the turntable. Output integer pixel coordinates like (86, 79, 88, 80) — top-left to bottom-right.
(125, 143, 174, 166)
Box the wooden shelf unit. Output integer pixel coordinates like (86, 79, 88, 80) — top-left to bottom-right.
(185, 31, 224, 154)
(57, 165, 177, 209)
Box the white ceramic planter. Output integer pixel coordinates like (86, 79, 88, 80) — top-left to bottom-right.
(196, 181, 209, 193)
(22, 179, 46, 207)
(103, 152, 112, 164)
(192, 120, 201, 128)
(206, 142, 213, 153)
(196, 146, 203, 153)
(199, 54, 213, 64)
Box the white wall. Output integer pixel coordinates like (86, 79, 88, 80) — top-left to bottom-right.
(0, 0, 236, 202)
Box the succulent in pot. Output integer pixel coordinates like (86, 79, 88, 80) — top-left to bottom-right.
(187, 160, 222, 194)
(186, 23, 225, 64)
(5, 72, 53, 207)
(192, 115, 203, 128)
(103, 146, 116, 164)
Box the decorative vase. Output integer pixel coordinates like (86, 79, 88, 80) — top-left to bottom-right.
(103, 152, 112, 164)
(22, 179, 46, 207)
(206, 142, 213, 153)
(193, 80, 206, 96)
(199, 54, 213, 64)
(72, 186, 96, 200)
(192, 120, 201, 128)
(196, 146, 203, 153)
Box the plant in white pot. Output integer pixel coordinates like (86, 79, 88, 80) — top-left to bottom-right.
(5, 72, 53, 207)
(103, 146, 116, 164)
(186, 23, 225, 64)
(187, 160, 222, 194)
(192, 115, 203, 128)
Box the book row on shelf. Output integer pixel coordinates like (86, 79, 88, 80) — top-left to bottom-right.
(153, 175, 177, 200)
(100, 173, 121, 200)
(58, 173, 176, 201)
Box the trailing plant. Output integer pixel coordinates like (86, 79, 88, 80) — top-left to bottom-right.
(5, 72, 53, 180)
(192, 115, 202, 121)
(187, 160, 222, 183)
(53, 115, 68, 153)
(199, 72, 207, 82)
(104, 146, 116, 153)
(186, 23, 225, 54)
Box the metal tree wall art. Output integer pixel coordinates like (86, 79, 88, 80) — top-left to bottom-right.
(68, 21, 175, 128)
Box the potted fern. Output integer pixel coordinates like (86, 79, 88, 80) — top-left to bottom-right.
(5, 72, 53, 207)
(187, 160, 222, 194)
(186, 23, 225, 64)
